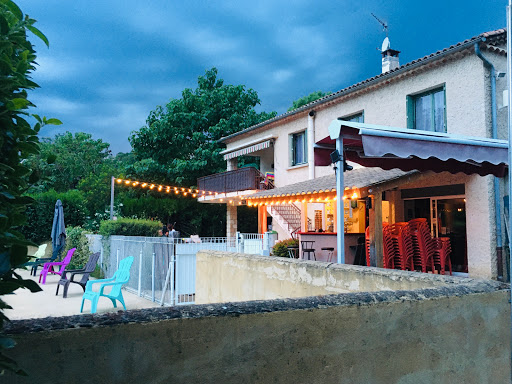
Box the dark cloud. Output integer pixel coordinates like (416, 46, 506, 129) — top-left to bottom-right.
(17, 0, 507, 153)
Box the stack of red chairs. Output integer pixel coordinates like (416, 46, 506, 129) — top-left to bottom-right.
(366, 223, 394, 268)
(384, 222, 415, 271)
(382, 223, 394, 269)
(408, 218, 452, 275)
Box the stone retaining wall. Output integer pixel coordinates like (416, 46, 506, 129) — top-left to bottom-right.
(4, 251, 510, 383)
(196, 250, 470, 303)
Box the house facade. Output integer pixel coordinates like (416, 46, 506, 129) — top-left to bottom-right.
(198, 29, 508, 280)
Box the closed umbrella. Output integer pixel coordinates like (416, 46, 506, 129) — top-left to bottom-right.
(51, 200, 66, 261)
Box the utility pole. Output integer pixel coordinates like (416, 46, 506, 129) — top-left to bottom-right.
(110, 176, 115, 220)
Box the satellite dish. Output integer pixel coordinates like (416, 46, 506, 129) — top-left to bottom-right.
(381, 37, 390, 52)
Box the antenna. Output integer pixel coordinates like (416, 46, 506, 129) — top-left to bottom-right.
(371, 13, 388, 37)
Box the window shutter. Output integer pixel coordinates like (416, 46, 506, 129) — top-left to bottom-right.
(443, 84, 447, 132)
(304, 130, 308, 163)
(289, 134, 294, 166)
(406, 96, 414, 129)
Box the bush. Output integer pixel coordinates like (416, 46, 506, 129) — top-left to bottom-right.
(272, 238, 299, 257)
(99, 218, 162, 237)
(64, 226, 91, 269)
(22, 189, 88, 243)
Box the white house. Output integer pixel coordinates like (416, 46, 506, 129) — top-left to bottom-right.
(198, 29, 508, 280)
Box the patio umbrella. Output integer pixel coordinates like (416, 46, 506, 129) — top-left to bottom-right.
(51, 199, 66, 261)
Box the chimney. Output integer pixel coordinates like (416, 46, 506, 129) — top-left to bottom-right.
(380, 37, 400, 73)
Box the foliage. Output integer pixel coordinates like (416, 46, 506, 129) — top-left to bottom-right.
(24, 132, 130, 219)
(26, 132, 112, 192)
(272, 238, 299, 257)
(119, 194, 227, 237)
(22, 189, 88, 244)
(63, 226, 90, 270)
(287, 90, 328, 111)
(98, 218, 162, 237)
(236, 206, 258, 234)
(0, 1, 61, 375)
(129, 67, 277, 186)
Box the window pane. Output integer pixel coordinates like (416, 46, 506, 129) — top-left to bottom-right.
(343, 113, 363, 123)
(294, 133, 305, 164)
(433, 90, 445, 132)
(415, 94, 432, 131)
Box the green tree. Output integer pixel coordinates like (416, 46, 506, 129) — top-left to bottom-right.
(0, 1, 60, 375)
(287, 90, 328, 111)
(26, 131, 112, 192)
(129, 67, 277, 186)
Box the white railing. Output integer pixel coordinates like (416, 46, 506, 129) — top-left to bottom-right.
(99, 233, 272, 306)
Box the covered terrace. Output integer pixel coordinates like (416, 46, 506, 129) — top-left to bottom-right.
(312, 120, 508, 277)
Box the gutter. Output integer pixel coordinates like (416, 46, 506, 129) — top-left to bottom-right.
(474, 41, 504, 281)
(219, 35, 488, 144)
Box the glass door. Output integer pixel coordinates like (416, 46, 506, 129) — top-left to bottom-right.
(404, 196, 467, 273)
(432, 197, 467, 273)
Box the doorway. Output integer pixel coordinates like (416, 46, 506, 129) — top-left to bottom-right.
(404, 196, 467, 273)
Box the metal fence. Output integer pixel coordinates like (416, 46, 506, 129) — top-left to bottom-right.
(101, 233, 266, 306)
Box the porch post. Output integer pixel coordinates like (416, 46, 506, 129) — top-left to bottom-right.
(258, 205, 267, 234)
(301, 202, 308, 232)
(226, 159, 238, 238)
(506, 2, 512, 376)
(110, 176, 115, 220)
(226, 205, 237, 238)
(374, 192, 384, 268)
(336, 136, 345, 264)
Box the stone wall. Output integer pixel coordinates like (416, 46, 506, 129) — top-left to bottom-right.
(5, 251, 510, 383)
(5, 278, 509, 383)
(196, 250, 466, 304)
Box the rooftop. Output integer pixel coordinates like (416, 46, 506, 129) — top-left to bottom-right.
(220, 29, 507, 144)
(247, 167, 414, 199)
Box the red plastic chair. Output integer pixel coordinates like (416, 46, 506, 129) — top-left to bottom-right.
(366, 223, 392, 268)
(408, 218, 452, 275)
(382, 223, 396, 269)
(39, 248, 76, 284)
(386, 223, 415, 271)
(408, 219, 435, 273)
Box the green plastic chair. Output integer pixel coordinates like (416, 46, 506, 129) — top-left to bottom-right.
(80, 256, 134, 314)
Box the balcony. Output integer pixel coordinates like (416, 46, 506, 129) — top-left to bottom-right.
(197, 167, 274, 194)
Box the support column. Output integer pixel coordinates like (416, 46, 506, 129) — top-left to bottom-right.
(226, 205, 237, 238)
(307, 111, 316, 180)
(226, 158, 238, 237)
(258, 205, 267, 234)
(301, 202, 308, 232)
(333, 200, 338, 233)
(335, 137, 345, 264)
(374, 192, 383, 268)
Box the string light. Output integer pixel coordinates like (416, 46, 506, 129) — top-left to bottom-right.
(113, 177, 220, 199)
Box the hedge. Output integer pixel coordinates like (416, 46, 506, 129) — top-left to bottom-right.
(99, 218, 162, 237)
(272, 238, 299, 257)
(22, 189, 88, 244)
(64, 226, 91, 269)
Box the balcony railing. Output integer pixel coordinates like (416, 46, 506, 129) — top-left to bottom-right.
(197, 167, 274, 194)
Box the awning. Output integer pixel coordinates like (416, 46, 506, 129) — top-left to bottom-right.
(223, 139, 273, 160)
(314, 121, 508, 177)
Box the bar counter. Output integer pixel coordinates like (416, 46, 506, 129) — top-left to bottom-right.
(298, 232, 365, 264)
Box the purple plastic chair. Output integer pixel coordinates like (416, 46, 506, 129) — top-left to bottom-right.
(39, 248, 76, 284)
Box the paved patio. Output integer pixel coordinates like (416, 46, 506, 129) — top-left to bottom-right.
(4, 268, 160, 320)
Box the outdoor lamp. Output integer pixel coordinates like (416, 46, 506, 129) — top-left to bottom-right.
(330, 150, 353, 172)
